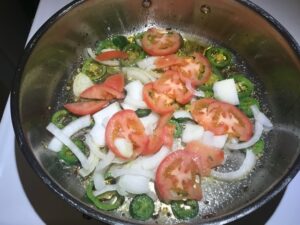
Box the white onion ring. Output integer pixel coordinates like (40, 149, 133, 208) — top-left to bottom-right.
(46, 123, 89, 169)
(85, 134, 107, 159)
(117, 175, 150, 194)
(211, 149, 256, 181)
(139, 146, 170, 170)
(78, 151, 100, 177)
(48, 115, 91, 152)
(185, 80, 205, 97)
(110, 168, 154, 179)
(136, 57, 158, 71)
(93, 185, 118, 196)
(226, 121, 263, 150)
(251, 105, 273, 130)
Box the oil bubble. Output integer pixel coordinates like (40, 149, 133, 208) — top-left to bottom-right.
(200, 5, 211, 14)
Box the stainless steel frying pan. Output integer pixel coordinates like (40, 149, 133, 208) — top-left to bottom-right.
(11, 0, 300, 224)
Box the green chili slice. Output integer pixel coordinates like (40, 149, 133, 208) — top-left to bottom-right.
(82, 58, 107, 82)
(239, 97, 260, 117)
(58, 139, 86, 165)
(252, 139, 265, 156)
(171, 200, 199, 220)
(169, 119, 183, 138)
(121, 43, 146, 66)
(135, 109, 151, 118)
(205, 46, 233, 68)
(86, 182, 124, 211)
(112, 35, 129, 50)
(232, 74, 254, 98)
(129, 194, 154, 221)
(51, 109, 76, 129)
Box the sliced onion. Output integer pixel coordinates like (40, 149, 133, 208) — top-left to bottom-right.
(111, 168, 154, 179)
(93, 185, 118, 196)
(139, 146, 170, 170)
(72, 72, 93, 97)
(185, 80, 205, 97)
(87, 48, 96, 59)
(173, 110, 193, 119)
(182, 123, 204, 143)
(93, 172, 106, 191)
(46, 123, 89, 169)
(95, 151, 115, 171)
(211, 149, 256, 181)
(213, 79, 239, 105)
(85, 134, 107, 159)
(251, 105, 273, 130)
(226, 122, 263, 150)
(78, 151, 100, 177)
(202, 131, 228, 149)
(122, 67, 156, 83)
(136, 57, 158, 71)
(89, 123, 106, 147)
(124, 96, 148, 109)
(140, 112, 159, 135)
(48, 115, 91, 152)
(117, 175, 150, 194)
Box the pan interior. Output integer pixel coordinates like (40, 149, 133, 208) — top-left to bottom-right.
(15, 0, 300, 224)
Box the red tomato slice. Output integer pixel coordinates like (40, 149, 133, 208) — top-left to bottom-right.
(155, 150, 202, 203)
(154, 54, 186, 69)
(185, 141, 224, 176)
(142, 113, 174, 155)
(141, 28, 182, 56)
(177, 53, 212, 86)
(80, 83, 124, 100)
(103, 73, 125, 92)
(96, 50, 128, 61)
(105, 110, 148, 159)
(153, 70, 193, 105)
(191, 98, 253, 141)
(143, 82, 177, 114)
(64, 101, 108, 116)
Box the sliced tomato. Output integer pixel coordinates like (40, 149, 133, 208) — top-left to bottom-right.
(103, 73, 125, 92)
(142, 113, 174, 155)
(154, 54, 186, 69)
(185, 141, 224, 176)
(191, 98, 253, 141)
(80, 83, 124, 100)
(153, 70, 193, 105)
(177, 53, 212, 86)
(64, 101, 108, 116)
(105, 110, 148, 159)
(96, 50, 128, 61)
(143, 82, 177, 114)
(141, 28, 182, 56)
(155, 150, 202, 203)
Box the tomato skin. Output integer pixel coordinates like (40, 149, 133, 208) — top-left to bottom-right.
(80, 83, 124, 100)
(143, 82, 177, 115)
(64, 101, 108, 116)
(96, 50, 128, 61)
(142, 113, 174, 155)
(191, 98, 253, 141)
(185, 141, 224, 176)
(155, 150, 202, 203)
(178, 53, 212, 86)
(105, 110, 148, 159)
(141, 28, 182, 56)
(153, 70, 193, 105)
(103, 73, 125, 92)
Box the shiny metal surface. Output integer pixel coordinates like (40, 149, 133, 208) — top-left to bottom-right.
(11, 0, 300, 224)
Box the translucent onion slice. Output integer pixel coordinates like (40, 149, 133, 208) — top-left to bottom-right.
(46, 123, 89, 169)
(185, 80, 205, 97)
(122, 67, 157, 84)
(173, 110, 193, 119)
(211, 149, 256, 181)
(78, 151, 100, 177)
(251, 105, 273, 129)
(136, 57, 158, 71)
(117, 175, 150, 194)
(139, 146, 170, 170)
(48, 115, 91, 152)
(93, 185, 118, 197)
(85, 134, 107, 159)
(110, 168, 155, 179)
(226, 122, 263, 150)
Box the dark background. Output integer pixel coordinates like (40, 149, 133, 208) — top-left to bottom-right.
(0, 0, 39, 119)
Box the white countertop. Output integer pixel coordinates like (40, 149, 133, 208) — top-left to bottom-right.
(0, 0, 299, 224)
